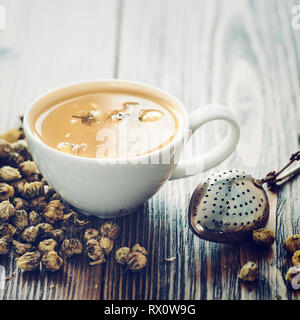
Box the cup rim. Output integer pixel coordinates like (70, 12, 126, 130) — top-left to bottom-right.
(23, 79, 189, 163)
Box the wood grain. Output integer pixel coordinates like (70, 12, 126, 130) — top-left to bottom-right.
(0, 0, 300, 300)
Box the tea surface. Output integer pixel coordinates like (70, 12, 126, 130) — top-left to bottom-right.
(35, 92, 180, 158)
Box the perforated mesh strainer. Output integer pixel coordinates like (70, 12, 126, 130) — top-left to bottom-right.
(188, 151, 300, 243)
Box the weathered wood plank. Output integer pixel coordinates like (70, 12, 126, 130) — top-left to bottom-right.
(113, 0, 300, 300)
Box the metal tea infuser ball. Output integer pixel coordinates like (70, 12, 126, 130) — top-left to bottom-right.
(188, 151, 300, 243)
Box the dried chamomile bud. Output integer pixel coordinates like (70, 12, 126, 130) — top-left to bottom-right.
(36, 223, 53, 240)
(38, 239, 58, 253)
(1, 234, 12, 243)
(127, 252, 147, 272)
(10, 180, 24, 194)
(12, 240, 33, 255)
(100, 221, 119, 240)
(30, 196, 47, 212)
(86, 239, 106, 265)
(22, 225, 39, 243)
(19, 161, 39, 177)
(20, 181, 44, 199)
(61, 238, 83, 258)
(50, 229, 65, 244)
(99, 236, 114, 255)
(0, 183, 14, 201)
(115, 247, 130, 265)
(239, 262, 258, 282)
(43, 185, 54, 198)
(285, 265, 300, 288)
(84, 228, 99, 242)
(0, 140, 13, 158)
(60, 211, 78, 226)
(284, 235, 300, 254)
(0, 236, 10, 255)
(0, 128, 23, 143)
(25, 174, 40, 183)
(0, 200, 15, 221)
(28, 211, 42, 226)
(6, 152, 24, 167)
(11, 140, 29, 157)
(0, 223, 16, 237)
(13, 197, 29, 211)
(252, 228, 275, 246)
(44, 200, 64, 224)
(292, 250, 300, 266)
(61, 210, 89, 230)
(41, 250, 63, 272)
(131, 244, 148, 256)
(0, 166, 21, 182)
(75, 215, 89, 227)
(12, 210, 29, 231)
(17, 251, 41, 271)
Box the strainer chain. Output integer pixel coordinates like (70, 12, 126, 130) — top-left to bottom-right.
(257, 151, 300, 187)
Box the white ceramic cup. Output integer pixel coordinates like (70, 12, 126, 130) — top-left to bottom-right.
(24, 80, 240, 218)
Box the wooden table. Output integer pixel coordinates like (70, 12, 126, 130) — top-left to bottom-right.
(0, 0, 300, 300)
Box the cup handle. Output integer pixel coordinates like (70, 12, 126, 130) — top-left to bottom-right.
(170, 104, 240, 180)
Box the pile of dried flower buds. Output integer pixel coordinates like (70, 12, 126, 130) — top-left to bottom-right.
(284, 234, 300, 287)
(0, 127, 90, 272)
(238, 229, 300, 290)
(115, 244, 148, 272)
(238, 228, 275, 283)
(84, 222, 119, 265)
(0, 123, 147, 273)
